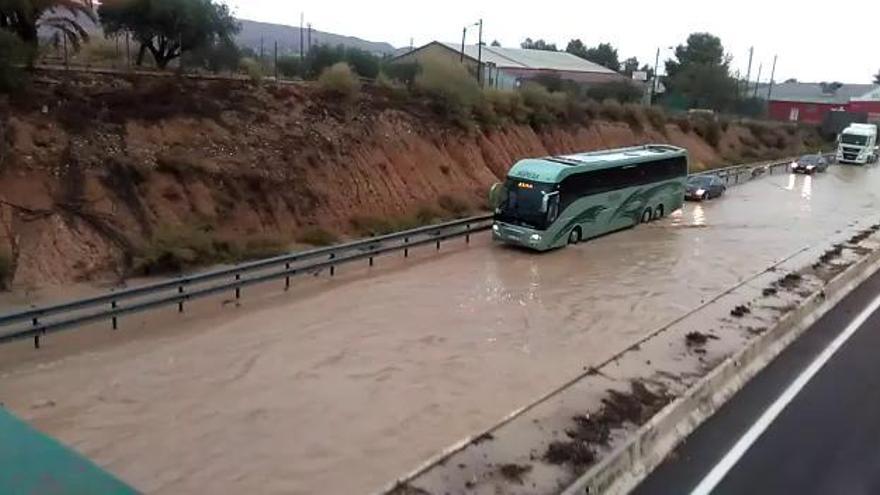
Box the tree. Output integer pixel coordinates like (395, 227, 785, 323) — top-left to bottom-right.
(521, 38, 557, 51)
(665, 32, 728, 81)
(664, 32, 737, 111)
(181, 37, 240, 72)
(874, 69, 880, 84)
(583, 43, 619, 71)
(565, 39, 588, 59)
(98, 0, 239, 69)
(784, 78, 798, 83)
(0, 0, 95, 49)
(490, 39, 501, 47)
(0, 29, 28, 92)
(621, 57, 639, 76)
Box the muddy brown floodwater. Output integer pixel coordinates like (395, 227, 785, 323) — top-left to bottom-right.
(3, 164, 880, 495)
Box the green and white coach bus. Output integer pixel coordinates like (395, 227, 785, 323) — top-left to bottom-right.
(489, 145, 689, 251)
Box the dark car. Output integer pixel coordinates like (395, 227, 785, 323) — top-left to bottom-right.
(685, 175, 726, 201)
(791, 154, 829, 174)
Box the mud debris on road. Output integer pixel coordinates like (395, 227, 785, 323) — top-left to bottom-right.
(544, 381, 671, 469)
(685, 331, 718, 347)
(498, 463, 532, 484)
(730, 305, 752, 317)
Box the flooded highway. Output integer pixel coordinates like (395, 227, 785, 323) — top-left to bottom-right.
(3, 163, 880, 495)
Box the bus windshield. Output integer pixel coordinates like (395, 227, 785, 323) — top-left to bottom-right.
(841, 134, 868, 146)
(496, 179, 555, 230)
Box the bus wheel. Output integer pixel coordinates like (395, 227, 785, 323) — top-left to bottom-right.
(654, 205, 665, 220)
(568, 227, 582, 245)
(641, 208, 653, 224)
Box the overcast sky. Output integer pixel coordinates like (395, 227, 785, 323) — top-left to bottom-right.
(228, 0, 878, 84)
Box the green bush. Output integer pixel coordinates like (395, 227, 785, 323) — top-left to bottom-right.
(0, 249, 12, 290)
(382, 61, 419, 89)
(0, 31, 30, 93)
(520, 82, 557, 126)
(437, 194, 472, 218)
(239, 57, 264, 83)
(484, 88, 529, 124)
(586, 81, 643, 104)
(692, 116, 722, 148)
(133, 225, 287, 275)
(599, 99, 625, 121)
(644, 106, 667, 131)
(318, 62, 361, 101)
(276, 55, 303, 78)
(622, 104, 644, 132)
(307, 44, 380, 79)
(415, 54, 482, 125)
(296, 227, 339, 246)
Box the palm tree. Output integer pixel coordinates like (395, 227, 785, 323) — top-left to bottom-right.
(0, 0, 95, 50)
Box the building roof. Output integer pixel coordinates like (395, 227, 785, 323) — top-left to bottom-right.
(507, 145, 686, 183)
(434, 42, 617, 74)
(852, 86, 880, 102)
(767, 82, 878, 104)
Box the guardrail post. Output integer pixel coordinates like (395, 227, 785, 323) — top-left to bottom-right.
(178, 286, 184, 313)
(369, 255, 374, 267)
(235, 273, 241, 299)
(32, 317, 40, 349)
(285, 262, 291, 291)
(436, 239, 441, 251)
(404, 237, 409, 258)
(111, 300, 118, 330)
(466, 224, 471, 244)
(329, 253, 336, 276)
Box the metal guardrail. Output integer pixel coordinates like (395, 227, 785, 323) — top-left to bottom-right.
(0, 153, 827, 349)
(0, 215, 493, 348)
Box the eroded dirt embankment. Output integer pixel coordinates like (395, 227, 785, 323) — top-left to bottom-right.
(0, 74, 815, 287)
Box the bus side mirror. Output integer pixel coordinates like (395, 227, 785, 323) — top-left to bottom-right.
(488, 182, 505, 210)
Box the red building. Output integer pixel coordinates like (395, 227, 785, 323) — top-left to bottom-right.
(767, 83, 880, 124)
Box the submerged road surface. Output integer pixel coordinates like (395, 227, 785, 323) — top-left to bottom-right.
(634, 260, 880, 495)
(3, 164, 880, 494)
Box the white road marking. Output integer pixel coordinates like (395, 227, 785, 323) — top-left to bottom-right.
(690, 291, 880, 495)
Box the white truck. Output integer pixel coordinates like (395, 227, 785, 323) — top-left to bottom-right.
(837, 123, 878, 165)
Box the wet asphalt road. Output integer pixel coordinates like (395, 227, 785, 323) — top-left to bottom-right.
(634, 265, 880, 495)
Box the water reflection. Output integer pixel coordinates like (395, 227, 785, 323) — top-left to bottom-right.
(692, 204, 706, 226)
(801, 174, 812, 200)
(785, 173, 796, 191)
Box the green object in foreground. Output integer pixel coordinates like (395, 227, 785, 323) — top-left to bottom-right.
(0, 408, 137, 495)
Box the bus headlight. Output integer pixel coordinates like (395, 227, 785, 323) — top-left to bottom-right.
(492, 224, 499, 232)
(530, 234, 542, 241)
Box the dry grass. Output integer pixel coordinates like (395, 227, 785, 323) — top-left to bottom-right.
(318, 62, 361, 101)
(437, 194, 472, 218)
(132, 224, 288, 276)
(296, 227, 339, 247)
(0, 249, 12, 290)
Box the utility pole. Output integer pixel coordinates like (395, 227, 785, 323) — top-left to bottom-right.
(476, 19, 483, 86)
(753, 63, 763, 99)
(744, 46, 754, 97)
(767, 55, 778, 101)
(650, 47, 660, 104)
(460, 26, 467, 62)
(260, 36, 264, 65)
(125, 32, 131, 67)
(274, 41, 278, 81)
(307, 23, 312, 53)
(299, 13, 304, 62)
(410, 37, 414, 51)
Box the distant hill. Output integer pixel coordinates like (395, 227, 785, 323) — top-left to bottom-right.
(37, 15, 397, 57)
(235, 19, 396, 56)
